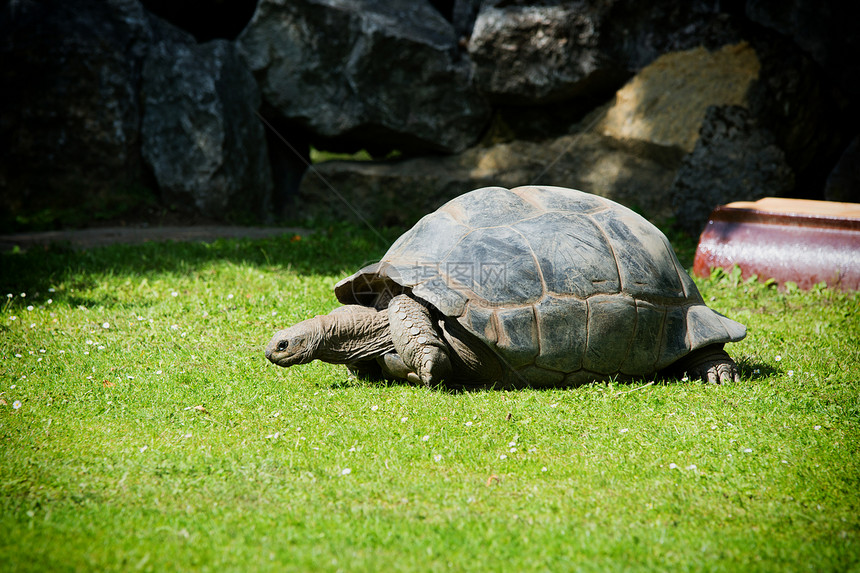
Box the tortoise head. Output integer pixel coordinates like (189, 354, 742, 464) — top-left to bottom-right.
(265, 318, 324, 368)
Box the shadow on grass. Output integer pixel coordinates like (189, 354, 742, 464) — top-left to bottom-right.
(0, 224, 400, 305)
(736, 356, 781, 380)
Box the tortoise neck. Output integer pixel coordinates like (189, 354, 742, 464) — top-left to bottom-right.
(316, 306, 394, 363)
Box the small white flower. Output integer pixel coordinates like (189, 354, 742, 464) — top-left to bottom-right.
(98, 345, 105, 350)
(170, 324, 179, 330)
(227, 294, 234, 299)
(686, 464, 697, 470)
(421, 435, 430, 442)
(711, 425, 717, 430)
(10, 385, 16, 389)
(370, 405, 378, 411)
(140, 445, 148, 453)
(465, 421, 473, 427)
(744, 448, 753, 453)
(39, 349, 45, 354)
(508, 441, 517, 447)
(775, 355, 782, 362)
(669, 463, 678, 469)
(549, 403, 559, 408)
(434, 454, 442, 462)
(781, 460, 789, 464)
(528, 447, 537, 453)
(102, 322, 110, 329)
(814, 425, 821, 431)
(26, 305, 34, 311)
(126, 375, 133, 379)
(341, 468, 351, 476)
(19, 293, 25, 298)
(9, 316, 16, 321)
(271, 310, 277, 316)
(14, 353, 22, 358)
(788, 370, 794, 377)
(509, 447, 517, 453)
(47, 299, 52, 304)
(6, 293, 12, 298)
(541, 467, 548, 472)
(401, 417, 408, 423)
(13, 400, 22, 409)
(620, 428, 629, 433)
(86, 340, 93, 345)
(500, 454, 507, 460)
(48, 288, 55, 293)
(155, 370, 163, 375)
(171, 292, 179, 297)
(137, 316, 145, 321)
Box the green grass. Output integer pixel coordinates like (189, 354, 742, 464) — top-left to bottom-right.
(1, 226, 858, 572)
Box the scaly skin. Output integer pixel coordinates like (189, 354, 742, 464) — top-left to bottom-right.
(386, 295, 452, 386)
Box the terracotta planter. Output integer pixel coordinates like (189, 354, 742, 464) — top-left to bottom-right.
(693, 198, 860, 290)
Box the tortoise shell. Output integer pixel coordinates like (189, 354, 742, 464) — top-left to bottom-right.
(335, 186, 745, 386)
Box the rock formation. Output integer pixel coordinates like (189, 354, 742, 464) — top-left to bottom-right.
(1, 0, 856, 234)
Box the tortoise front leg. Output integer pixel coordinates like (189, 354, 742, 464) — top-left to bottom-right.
(387, 295, 452, 386)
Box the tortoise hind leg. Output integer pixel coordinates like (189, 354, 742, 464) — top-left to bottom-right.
(665, 344, 740, 384)
(387, 295, 452, 386)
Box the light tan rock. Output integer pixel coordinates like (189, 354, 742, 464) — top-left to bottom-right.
(594, 42, 760, 152)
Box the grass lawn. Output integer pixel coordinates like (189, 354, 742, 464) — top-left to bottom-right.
(1, 225, 858, 572)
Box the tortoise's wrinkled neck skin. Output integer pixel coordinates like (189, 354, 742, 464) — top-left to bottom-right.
(266, 305, 394, 368)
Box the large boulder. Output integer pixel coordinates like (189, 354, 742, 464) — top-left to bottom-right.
(0, 0, 152, 229)
(467, 1, 628, 105)
(671, 105, 794, 236)
(594, 42, 761, 153)
(236, 0, 491, 154)
(141, 16, 273, 220)
(297, 131, 678, 227)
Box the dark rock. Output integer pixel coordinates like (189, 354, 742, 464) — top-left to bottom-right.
(604, 0, 746, 71)
(452, 0, 483, 38)
(746, 32, 853, 198)
(236, 0, 491, 154)
(824, 136, 860, 204)
(141, 16, 273, 221)
(746, 0, 860, 96)
(0, 0, 153, 229)
(297, 131, 679, 228)
(672, 105, 795, 236)
(468, 1, 627, 104)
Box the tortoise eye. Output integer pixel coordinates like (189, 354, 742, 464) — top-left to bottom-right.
(277, 340, 289, 352)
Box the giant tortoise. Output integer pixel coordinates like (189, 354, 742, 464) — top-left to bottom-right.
(266, 186, 746, 388)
